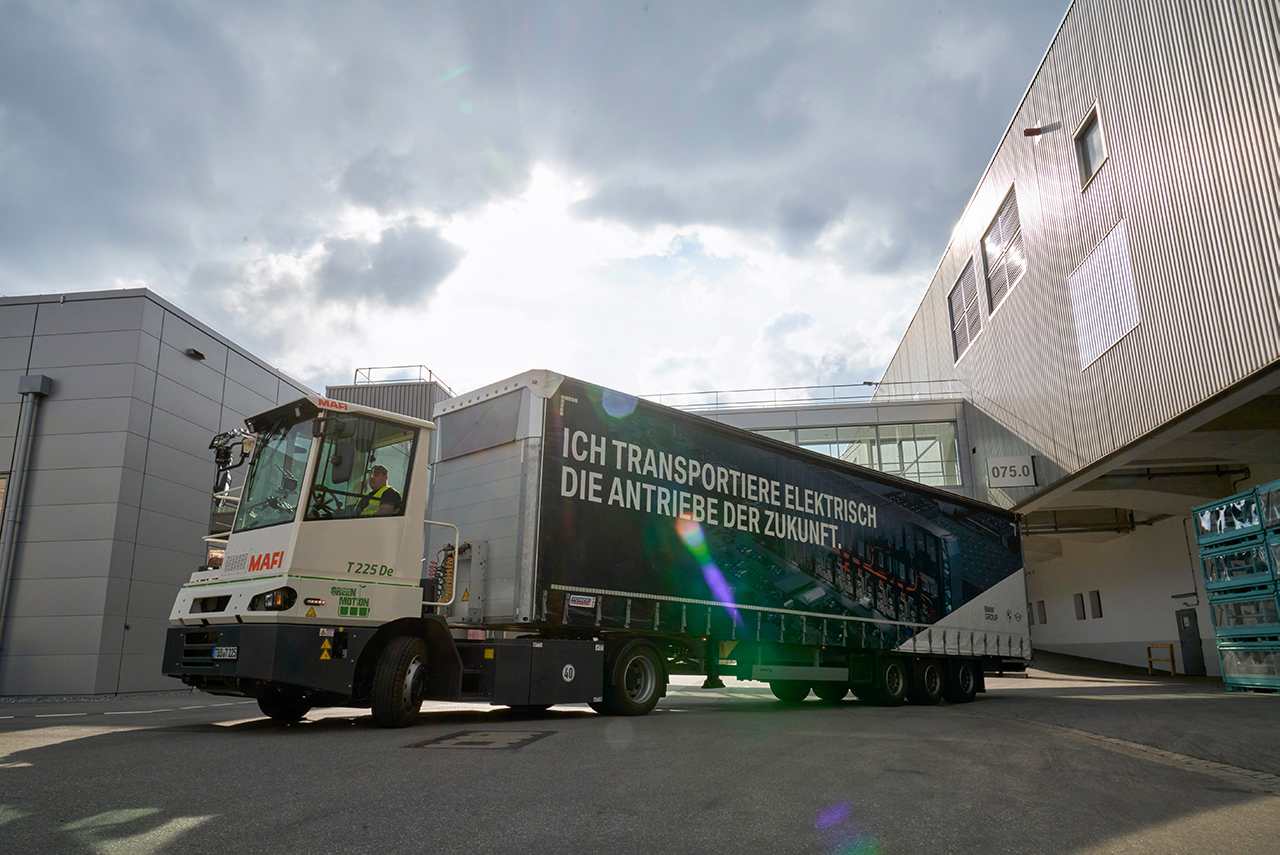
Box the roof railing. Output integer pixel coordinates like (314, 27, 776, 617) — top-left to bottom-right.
(352, 365, 456, 398)
(641, 379, 968, 412)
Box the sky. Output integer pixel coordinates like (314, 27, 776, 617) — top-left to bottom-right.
(0, 1, 1070, 399)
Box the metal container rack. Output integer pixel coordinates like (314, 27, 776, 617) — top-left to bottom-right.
(1194, 481, 1280, 692)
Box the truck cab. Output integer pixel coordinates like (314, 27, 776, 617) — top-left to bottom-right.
(162, 395, 458, 724)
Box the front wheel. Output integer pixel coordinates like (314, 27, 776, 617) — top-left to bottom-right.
(599, 642, 664, 716)
(371, 636, 428, 728)
(257, 687, 312, 722)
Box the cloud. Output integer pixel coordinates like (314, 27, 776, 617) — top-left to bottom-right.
(315, 221, 462, 307)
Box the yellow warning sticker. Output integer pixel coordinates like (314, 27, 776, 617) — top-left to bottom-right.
(484, 648, 494, 659)
(321, 639, 332, 650)
(320, 650, 331, 660)
(461, 588, 469, 602)
(305, 607, 317, 618)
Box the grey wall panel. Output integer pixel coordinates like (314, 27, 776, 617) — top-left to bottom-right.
(1, 615, 106, 656)
(7, 576, 111, 618)
(20, 503, 125, 543)
(137, 330, 160, 371)
(0, 653, 100, 696)
(14, 539, 132, 580)
(27, 330, 146, 369)
(133, 507, 207, 556)
(34, 296, 147, 336)
(117, 650, 181, 693)
(0, 336, 32, 372)
(37, 363, 138, 402)
(149, 409, 217, 459)
(120, 616, 170, 659)
(131, 543, 201, 586)
(124, 579, 184, 624)
(222, 377, 274, 422)
(139, 473, 213, 524)
(141, 297, 164, 338)
(0, 370, 29, 407)
(132, 364, 157, 406)
(226, 350, 279, 401)
(0, 402, 21, 441)
(156, 342, 226, 403)
(113, 503, 140, 544)
(152, 375, 221, 431)
(0, 303, 36, 339)
(24, 466, 128, 507)
(143, 442, 216, 493)
(220, 405, 250, 433)
(36, 396, 134, 436)
(26, 432, 130, 471)
(124, 431, 148, 472)
(160, 311, 228, 375)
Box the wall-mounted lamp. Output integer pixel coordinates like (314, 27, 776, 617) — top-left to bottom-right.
(1023, 121, 1062, 137)
(185, 348, 206, 361)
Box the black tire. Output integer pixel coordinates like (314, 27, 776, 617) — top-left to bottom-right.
(371, 636, 428, 728)
(601, 641, 664, 716)
(769, 680, 810, 703)
(907, 660, 944, 706)
(257, 687, 312, 722)
(943, 659, 979, 704)
(812, 681, 849, 702)
(872, 658, 908, 705)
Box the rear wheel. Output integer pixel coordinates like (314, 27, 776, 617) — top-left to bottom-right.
(907, 660, 944, 706)
(943, 660, 979, 704)
(769, 680, 810, 703)
(257, 687, 312, 722)
(872, 658, 908, 705)
(599, 642, 664, 716)
(371, 636, 428, 728)
(813, 681, 849, 702)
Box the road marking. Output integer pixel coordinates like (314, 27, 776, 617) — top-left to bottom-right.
(0, 716, 12, 720)
(104, 710, 159, 716)
(411, 730, 556, 750)
(34, 713, 87, 718)
(179, 706, 207, 710)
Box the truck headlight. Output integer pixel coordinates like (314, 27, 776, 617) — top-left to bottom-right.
(250, 587, 297, 611)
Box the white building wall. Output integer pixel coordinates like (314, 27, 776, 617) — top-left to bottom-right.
(1025, 516, 1217, 676)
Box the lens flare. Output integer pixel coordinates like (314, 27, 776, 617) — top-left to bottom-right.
(676, 519, 743, 626)
(814, 801, 882, 855)
(601, 389, 638, 418)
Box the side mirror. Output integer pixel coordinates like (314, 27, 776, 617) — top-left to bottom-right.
(330, 441, 355, 484)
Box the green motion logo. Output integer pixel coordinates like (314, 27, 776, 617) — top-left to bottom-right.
(330, 586, 370, 617)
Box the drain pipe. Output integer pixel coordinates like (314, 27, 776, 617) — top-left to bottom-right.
(0, 375, 52, 654)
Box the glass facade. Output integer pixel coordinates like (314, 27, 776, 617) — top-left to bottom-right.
(755, 422, 962, 487)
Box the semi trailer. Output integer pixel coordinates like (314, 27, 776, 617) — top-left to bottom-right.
(163, 369, 1031, 727)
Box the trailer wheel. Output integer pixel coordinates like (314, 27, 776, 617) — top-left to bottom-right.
(872, 658, 908, 705)
(371, 636, 428, 728)
(943, 660, 978, 704)
(601, 641, 664, 716)
(813, 681, 849, 703)
(907, 660, 944, 706)
(769, 681, 810, 703)
(257, 687, 312, 722)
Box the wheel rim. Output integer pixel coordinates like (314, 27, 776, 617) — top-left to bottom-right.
(957, 665, 975, 695)
(403, 655, 425, 709)
(622, 653, 657, 703)
(924, 665, 941, 696)
(885, 663, 904, 696)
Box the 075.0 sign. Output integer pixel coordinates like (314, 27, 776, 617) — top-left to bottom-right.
(987, 455, 1036, 488)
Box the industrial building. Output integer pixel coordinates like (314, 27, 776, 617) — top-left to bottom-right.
(867, 0, 1279, 675)
(0, 290, 310, 695)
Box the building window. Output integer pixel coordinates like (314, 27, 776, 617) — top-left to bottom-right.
(757, 423, 961, 487)
(1074, 593, 1086, 621)
(1089, 589, 1103, 619)
(1074, 107, 1107, 187)
(947, 260, 982, 360)
(1036, 600, 1047, 625)
(981, 187, 1027, 313)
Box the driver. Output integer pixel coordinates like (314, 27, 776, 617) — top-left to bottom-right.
(357, 464, 402, 517)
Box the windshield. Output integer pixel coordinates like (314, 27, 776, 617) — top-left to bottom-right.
(232, 418, 314, 533)
(306, 413, 416, 521)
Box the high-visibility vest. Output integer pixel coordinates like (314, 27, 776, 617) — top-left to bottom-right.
(360, 485, 395, 516)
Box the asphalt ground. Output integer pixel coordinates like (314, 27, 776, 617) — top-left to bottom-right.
(1, 654, 1278, 854)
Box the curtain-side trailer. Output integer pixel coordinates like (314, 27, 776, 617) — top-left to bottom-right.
(163, 370, 1031, 727)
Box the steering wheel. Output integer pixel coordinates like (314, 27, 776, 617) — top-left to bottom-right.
(308, 486, 341, 520)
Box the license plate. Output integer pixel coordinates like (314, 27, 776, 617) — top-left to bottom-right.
(213, 646, 238, 660)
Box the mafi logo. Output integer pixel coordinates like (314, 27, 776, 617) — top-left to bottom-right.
(318, 397, 349, 411)
(248, 551, 285, 572)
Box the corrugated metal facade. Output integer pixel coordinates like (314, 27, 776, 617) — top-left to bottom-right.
(323, 380, 451, 423)
(876, 0, 1280, 507)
